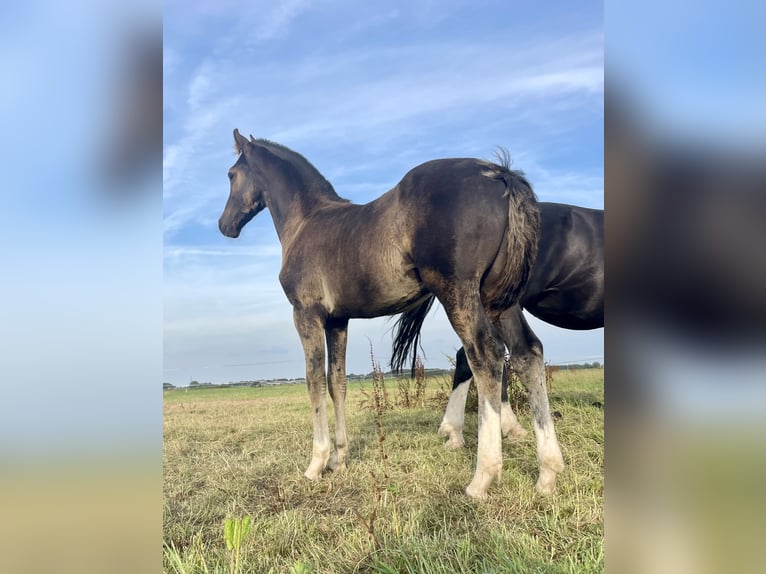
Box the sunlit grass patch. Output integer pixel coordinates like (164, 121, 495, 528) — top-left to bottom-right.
(164, 369, 603, 573)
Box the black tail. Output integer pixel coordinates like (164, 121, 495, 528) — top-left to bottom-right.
(390, 295, 436, 376)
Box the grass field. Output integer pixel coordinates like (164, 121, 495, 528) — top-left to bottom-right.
(164, 368, 604, 573)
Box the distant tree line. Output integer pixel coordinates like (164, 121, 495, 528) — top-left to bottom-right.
(347, 367, 452, 381)
(549, 361, 602, 371)
(163, 363, 600, 390)
(163, 378, 306, 390)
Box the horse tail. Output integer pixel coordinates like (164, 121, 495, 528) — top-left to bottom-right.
(485, 148, 541, 312)
(390, 295, 437, 376)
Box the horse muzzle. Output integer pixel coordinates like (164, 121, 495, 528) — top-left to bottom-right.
(218, 218, 241, 238)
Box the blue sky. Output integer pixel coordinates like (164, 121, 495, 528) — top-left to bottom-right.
(163, 1, 604, 385)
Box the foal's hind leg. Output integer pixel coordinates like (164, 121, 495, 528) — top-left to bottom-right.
(502, 312, 565, 495)
(293, 309, 331, 481)
(437, 289, 506, 500)
(325, 320, 349, 472)
(439, 346, 525, 450)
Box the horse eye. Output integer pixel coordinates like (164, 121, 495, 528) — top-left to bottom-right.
(228, 172, 235, 181)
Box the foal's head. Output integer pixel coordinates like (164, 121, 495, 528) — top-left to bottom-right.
(218, 129, 268, 238)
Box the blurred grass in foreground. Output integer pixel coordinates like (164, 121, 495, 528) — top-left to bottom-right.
(0, 460, 160, 574)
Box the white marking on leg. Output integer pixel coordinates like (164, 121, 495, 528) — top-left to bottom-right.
(465, 398, 503, 500)
(328, 408, 348, 473)
(501, 402, 527, 439)
(439, 379, 470, 449)
(515, 350, 564, 495)
(533, 417, 565, 495)
(304, 402, 331, 481)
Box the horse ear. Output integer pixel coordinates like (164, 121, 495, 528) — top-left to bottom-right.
(233, 129, 249, 155)
(249, 135, 256, 143)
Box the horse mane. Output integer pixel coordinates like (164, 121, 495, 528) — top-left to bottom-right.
(251, 138, 348, 203)
(252, 137, 294, 153)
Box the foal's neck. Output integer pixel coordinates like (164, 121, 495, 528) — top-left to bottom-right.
(263, 160, 345, 246)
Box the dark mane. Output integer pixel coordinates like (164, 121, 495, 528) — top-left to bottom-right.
(254, 138, 348, 203)
(252, 137, 295, 153)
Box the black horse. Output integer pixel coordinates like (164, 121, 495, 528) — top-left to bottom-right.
(392, 202, 603, 493)
(219, 131, 540, 499)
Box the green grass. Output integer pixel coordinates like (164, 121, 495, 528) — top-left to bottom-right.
(164, 370, 603, 573)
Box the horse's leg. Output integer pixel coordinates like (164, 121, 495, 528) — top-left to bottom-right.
(438, 347, 471, 449)
(495, 308, 528, 439)
(438, 289, 506, 500)
(293, 309, 331, 481)
(325, 319, 349, 472)
(502, 311, 565, 495)
(500, 361, 528, 439)
(440, 346, 526, 449)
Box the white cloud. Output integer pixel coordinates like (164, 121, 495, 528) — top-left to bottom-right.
(535, 172, 604, 208)
(253, 0, 312, 41)
(162, 94, 242, 208)
(164, 244, 282, 259)
(186, 62, 213, 109)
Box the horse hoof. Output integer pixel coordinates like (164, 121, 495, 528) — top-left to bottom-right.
(503, 426, 528, 440)
(464, 484, 488, 500)
(535, 474, 557, 495)
(444, 437, 465, 450)
(535, 482, 555, 495)
(327, 452, 347, 473)
(303, 469, 322, 481)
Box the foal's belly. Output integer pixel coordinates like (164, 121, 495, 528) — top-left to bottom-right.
(333, 276, 427, 319)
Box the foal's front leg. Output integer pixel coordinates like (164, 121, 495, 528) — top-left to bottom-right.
(326, 320, 349, 472)
(438, 347, 472, 449)
(293, 310, 331, 480)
